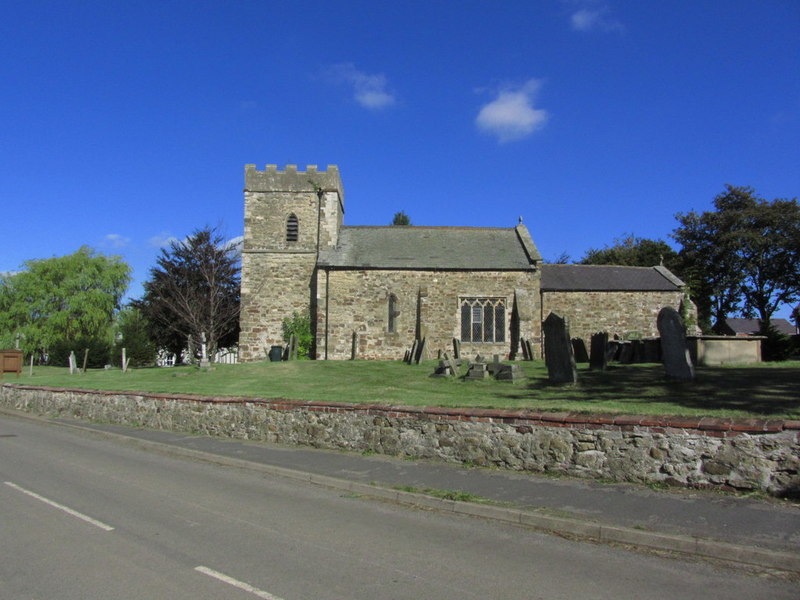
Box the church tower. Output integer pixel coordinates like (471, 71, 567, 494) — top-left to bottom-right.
(238, 164, 343, 361)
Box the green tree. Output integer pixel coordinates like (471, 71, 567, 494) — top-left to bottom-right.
(391, 211, 412, 226)
(0, 247, 130, 361)
(138, 227, 240, 362)
(112, 306, 158, 367)
(673, 185, 800, 332)
(580, 234, 680, 270)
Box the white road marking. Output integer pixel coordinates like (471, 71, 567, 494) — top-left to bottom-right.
(195, 566, 286, 600)
(4, 481, 115, 531)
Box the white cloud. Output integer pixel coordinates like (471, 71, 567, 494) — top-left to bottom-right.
(570, 5, 624, 33)
(326, 63, 396, 110)
(102, 233, 131, 248)
(148, 233, 178, 248)
(475, 80, 549, 143)
(224, 235, 243, 254)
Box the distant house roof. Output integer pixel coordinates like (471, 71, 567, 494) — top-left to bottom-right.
(719, 318, 797, 337)
(317, 224, 541, 270)
(540, 264, 684, 292)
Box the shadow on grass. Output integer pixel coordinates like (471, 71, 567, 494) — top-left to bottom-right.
(513, 364, 800, 417)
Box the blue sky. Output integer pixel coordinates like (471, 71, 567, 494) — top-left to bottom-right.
(2, 1, 798, 318)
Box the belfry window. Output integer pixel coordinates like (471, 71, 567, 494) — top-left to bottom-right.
(388, 294, 399, 333)
(460, 297, 505, 343)
(286, 214, 299, 242)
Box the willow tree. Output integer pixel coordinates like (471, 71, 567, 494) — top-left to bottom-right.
(0, 247, 131, 359)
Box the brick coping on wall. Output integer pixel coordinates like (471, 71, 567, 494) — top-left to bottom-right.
(5, 383, 798, 439)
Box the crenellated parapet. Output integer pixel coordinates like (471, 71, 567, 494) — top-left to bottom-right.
(245, 164, 344, 203)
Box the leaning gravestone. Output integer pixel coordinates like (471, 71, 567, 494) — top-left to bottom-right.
(414, 337, 426, 364)
(543, 312, 578, 384)
(657, 307, 694, 381)
(571, 338, 589, 363)
(589, 332, 608, 371)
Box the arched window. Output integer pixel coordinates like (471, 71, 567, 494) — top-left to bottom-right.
(286, 214, 299, 242)
(388, 293, 399, 333)
(460, 297, 506, 342)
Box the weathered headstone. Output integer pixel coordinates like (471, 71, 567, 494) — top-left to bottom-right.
(571, 338, 589, 363)
(631, 340, 644, 363)
(525, 339, 535, 361)
(543, 312, 577, 384)
(414, 337, 426, 364)
(199, 332, 211, 369)
(465, 361, 488, 380)
(408, 339, 419, 364)
(289, 334, 298, 360)
(642, 338, 661, 363)
(350, 331, 358, 360)
(618, 341, 633, 364)
(589, 332, 608, 371)
(520, 337, 530, 360)
(452, 338, 461, 360)
(657, 307, 694, 381)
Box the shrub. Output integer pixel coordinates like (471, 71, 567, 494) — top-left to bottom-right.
(281, 312, 313, 359)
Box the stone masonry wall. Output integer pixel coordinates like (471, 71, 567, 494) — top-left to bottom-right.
(239, 252, 317, 362)
(543, 290, 685, 342)
(3, 384, 798, 496)
(239, 165, 344, 362)
(316, 269, 541, 360)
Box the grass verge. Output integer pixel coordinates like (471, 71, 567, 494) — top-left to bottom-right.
(4, 359, 799, 419)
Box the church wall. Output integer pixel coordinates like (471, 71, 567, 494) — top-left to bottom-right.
(316, 268, 541, 360)
(239, 252, 317, 362)
(542, 290, 685, 342)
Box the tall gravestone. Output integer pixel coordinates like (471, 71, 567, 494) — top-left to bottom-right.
(571, 338, 589, 363)
(589, 332, 608, 371)
(657, 307, 695, 381)
(543, 313, 578, 384)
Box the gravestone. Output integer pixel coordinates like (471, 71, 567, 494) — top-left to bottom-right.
(408, 340, 418, 364)
(543, 312, 578, 384)
(631, 340, 644, 363)
(657, 307, 694, 381)
(414, 337, 426, 364)
(452, 338, 461, 360)
(618, 341, 633, 364)
(465, 361, 489, 380)
(571, 338, 589, 363)
(350, 331, 358, 360)
(642, 338, 661, 363)
(589, 332, 608, 371)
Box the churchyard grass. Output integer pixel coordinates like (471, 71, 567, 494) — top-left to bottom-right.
(8, 359, 799, 419)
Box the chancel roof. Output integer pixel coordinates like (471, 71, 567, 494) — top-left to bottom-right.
(317, 224, 541, 270)
(541, 264, 684, 291)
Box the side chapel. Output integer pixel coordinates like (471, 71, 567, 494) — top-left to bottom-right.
(238, 164, 689, 361)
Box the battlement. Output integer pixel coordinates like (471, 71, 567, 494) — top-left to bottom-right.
(245, 164, 344, 201)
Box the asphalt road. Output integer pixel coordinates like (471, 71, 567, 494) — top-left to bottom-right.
(1, 414, 797, 600)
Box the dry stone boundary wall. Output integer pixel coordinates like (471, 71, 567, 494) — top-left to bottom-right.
(2, 384, 798, 496)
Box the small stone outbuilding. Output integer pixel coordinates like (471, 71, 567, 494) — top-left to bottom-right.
(238, 164, 689, 361)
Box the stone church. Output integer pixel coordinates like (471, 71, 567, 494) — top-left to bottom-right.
(238, 164, 689, 361)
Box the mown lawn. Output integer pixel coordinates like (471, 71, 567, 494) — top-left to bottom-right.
(5, 359, 799, 419)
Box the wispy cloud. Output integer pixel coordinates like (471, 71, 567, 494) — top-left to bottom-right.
(102, 233, 131, 248)
(148, 233, 178, 248)
(475, 79, 548, 143)
(325, 63, 396, 110)
(568, 2, 624, 33)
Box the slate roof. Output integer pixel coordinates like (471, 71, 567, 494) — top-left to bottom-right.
(317, 225, 541, 270)
(720, 318, 797, 337)
(540, 264, 684, 291)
